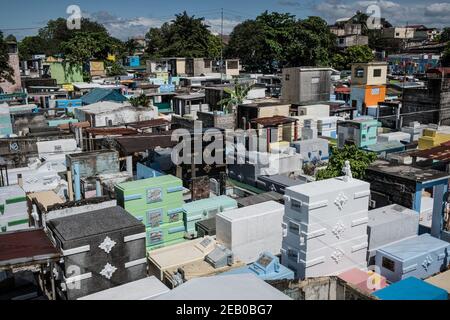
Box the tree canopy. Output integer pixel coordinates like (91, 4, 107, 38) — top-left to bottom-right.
(0, 32, 15, 85)
(316, 145, 377, 181)
(18, 17, 124, 62)
(145, 11, 222, 58)
(332, 45, 375, 70)
(225, 12, 336, 73)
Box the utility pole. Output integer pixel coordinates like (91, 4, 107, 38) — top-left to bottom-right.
(220, 7, 224, 84)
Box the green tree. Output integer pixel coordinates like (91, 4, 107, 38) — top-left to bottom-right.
(106, 61, 126, 77)
(60, 32, 122, 65)
(226, 12, 335, 72)
(218, 79, 254, 114)
(38, 17, 108, 56)
(332, 45, 374, 70)
(0, 32, 15, 84)
(124, 38, 138, 56)
(18, 36, 48, 60)
(129, 94, 152, 108)
(437, 27, 450, 43)
(224, 19, 267, 72)
(442, 43, 450, 67)
(145, 11, 221, 58)
(316, 145, 377, 181)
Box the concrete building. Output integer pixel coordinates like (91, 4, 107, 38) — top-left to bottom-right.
(337, 119, 380, 148)
(282, 174, 370, 279)
(216, 201, 284, 263)
(330, 20, 369, 49)
(182, 196, 237, 238)
(0, 185, 28, 233)
(401, 68, 450, 126)
(237, 102, 291, 129)
(373, 277, 447, 300)
(367, 204, 419, 265)
(365, 160, 450, 240)
(147, 236, 217, 281)
(375, 234, 450, 283)
(74, 102, 158, 127)
(47, 206, 147, 300)
(221, 252, 295, 281)
(185, 58, 213, 76)
(0, 40, 22, 94)
(78, 276, 170, 300)
(350, 62, 388, 116)
(281, 67, 333, 105)
(156, 274, 291, 300)
(115, 175, 186, 250)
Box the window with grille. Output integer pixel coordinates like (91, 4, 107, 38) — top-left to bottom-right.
(291, 199, 302, 212)
(287, 249, 298, 262)
(382, 257, 395, 272)
(289, 221, 300, 234)
(355, 68, 364, 78)
(373, 69, 382, 77)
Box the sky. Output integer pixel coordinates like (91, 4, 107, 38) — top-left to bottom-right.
(1, 0, 450, 40)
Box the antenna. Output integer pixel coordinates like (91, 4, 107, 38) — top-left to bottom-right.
(220, 7, 224, 84)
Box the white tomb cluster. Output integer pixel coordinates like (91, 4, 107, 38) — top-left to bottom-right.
(281, 162, 370, 279)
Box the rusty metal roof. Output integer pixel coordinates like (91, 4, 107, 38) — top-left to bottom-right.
(114, 132, 177, 155)
(126, 118, 170, 130)
(58, 121, 91, 130)
(250, 116, 297, 126)
(0, 229, 60, 270)
(85, 127, 138, 136)
(367, 160, 450, 183)
(411, 143, 450, 162)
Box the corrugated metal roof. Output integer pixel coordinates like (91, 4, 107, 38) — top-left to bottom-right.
(127, 119, 170, 130)
(0, 229, 60, 270)
(85, 127, 138, 136)
(81, 88, 127, 105)
(114, 132, 178, 155)
(251, 116, 297, 126)
(411, 142, 450, 162)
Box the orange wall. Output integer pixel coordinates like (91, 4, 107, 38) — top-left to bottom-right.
(364, 85, 386, 108)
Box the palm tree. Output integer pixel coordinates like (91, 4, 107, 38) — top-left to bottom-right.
(129, 94, 152, 109)
(218, 79, 254, 114)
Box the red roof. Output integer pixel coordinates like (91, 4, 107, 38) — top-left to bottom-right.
(0, 229, 60, 270)
(335, 87, 351, 94)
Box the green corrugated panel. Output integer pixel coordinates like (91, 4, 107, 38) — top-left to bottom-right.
(5, 196, 27, 205)
(0, 204, 4, 214)
(7, 218, 29, 227)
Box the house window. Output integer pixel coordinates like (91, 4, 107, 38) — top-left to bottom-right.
(146, 188, 163, 204)
(373, 69, 382, 77)
(289, 221, 300, 234)
(291, 199, 302, 212)
(311, 77, 320, 84)
(339, 38, 345, 44)
(204, 60, 211, 68)
(382, 257, 395, 272)
(227, 60, 239, 69)
(285, 74, 290, 81)
(395, 32, 400, 37)
(287, 249, 298, 262)
(355, 68, 364, 78)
